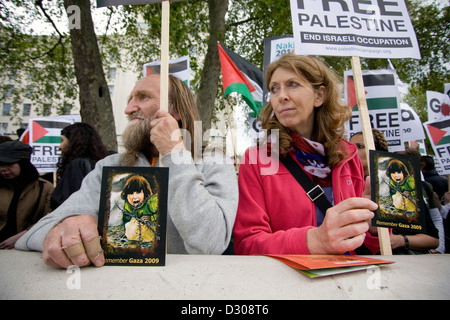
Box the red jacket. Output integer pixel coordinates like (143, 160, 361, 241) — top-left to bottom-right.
(233, 141, 380, 255)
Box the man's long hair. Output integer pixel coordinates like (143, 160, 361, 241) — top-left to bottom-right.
(121, 75, 200, 166)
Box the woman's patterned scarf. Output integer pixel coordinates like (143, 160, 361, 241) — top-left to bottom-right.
(291, 132, 332, 187)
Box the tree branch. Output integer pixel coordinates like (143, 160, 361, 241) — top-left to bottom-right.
(226, 16, 259, 31)
(30, 0, 65, 60)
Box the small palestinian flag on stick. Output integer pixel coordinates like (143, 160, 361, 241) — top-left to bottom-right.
(424, 118, 450, 175)
(218, 43, 263, 117)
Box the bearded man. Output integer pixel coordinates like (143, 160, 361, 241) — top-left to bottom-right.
(15, 74, 238, 268)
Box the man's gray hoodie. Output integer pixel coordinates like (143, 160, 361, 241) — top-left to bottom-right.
(16, 150, 238, 255)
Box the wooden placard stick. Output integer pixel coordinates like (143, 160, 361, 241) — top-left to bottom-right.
(351, 56, 392, 256)
(157, 0, 170, 166)
(160, 0, 170, 113)
(224, 98, 237, 166)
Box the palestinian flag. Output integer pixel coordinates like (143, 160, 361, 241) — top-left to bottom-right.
(18, 128, 29, 144)
(346, 71, 399, 111)
(29, 119, 71, 144)
(424, 118, 450, 146)
(218, 43, 263, 117)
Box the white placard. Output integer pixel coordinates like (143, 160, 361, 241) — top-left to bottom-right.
(290, 0, 421, 59)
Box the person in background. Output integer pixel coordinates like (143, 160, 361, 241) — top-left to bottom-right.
(0, 141, 54, 249)
(420, 155, 448, 204)
(16, 128, 25, 140)
(50, 122, 109, 210)
(349, 128, 389, 177)
(438, 191, 450, 253)
(233, 54, 379, 255)
(0, 136, 13, 144)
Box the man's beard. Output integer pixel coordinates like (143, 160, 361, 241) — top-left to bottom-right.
(122, 113, 152, 152)
(121, 113, 157, 164)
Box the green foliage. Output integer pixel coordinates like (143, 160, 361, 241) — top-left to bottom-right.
(0, 1, 78, 125)
(108, 0, 209, 93)
(395, 0, 450, 152)
(226, 0, 293, 70)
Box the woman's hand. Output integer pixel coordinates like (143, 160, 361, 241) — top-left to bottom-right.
(0, 230, 26, 249)
(306, 197, 377, 254)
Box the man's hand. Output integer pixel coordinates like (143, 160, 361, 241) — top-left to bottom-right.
(150, 109, 185, 156)
(42, 215, 104, 269)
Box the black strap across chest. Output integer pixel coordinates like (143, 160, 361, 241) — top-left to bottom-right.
(281, 155, 332, 214)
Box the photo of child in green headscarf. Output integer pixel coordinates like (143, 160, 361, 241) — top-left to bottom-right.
(98, 166, 168, 266)
(386, 159, 417, 217)
(121, 174, 159, 243)
(370, 150, 427, 232)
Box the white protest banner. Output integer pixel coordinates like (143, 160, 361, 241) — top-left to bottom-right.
(433, 156, 446, 176)
(427, 90, 450, 121)
(345, 69, 404, 152)
(29, 118, 73, 173)
(290, 0, 421, 59)
(445, 83, 450, 98)
(400, 103, 426, 142)
(143, 56, 190, 87)
(423, 118, 450, 175)
(262, 35, 295, 105)
(263, 35, 295, 66)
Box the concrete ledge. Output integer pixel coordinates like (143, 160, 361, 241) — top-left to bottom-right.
(1, 250, 449, 300)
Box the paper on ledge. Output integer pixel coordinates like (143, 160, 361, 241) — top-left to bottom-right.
(264, 254, 394, 278)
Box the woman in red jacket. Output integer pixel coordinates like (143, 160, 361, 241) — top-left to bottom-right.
(234, 54, 380, 255)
